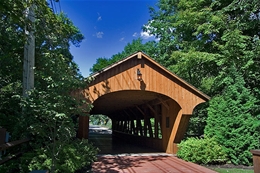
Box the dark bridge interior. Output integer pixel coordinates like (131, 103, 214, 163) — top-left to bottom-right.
(88, 127, 162, 155)
(89, 90, 173, 154)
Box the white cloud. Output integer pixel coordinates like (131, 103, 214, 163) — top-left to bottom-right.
(96, 32, 104, 38)
(132, 32, 139, 37)
(119, 37, 125, 41)
(140, 31, 153, 39)
(140, 21, 160, 41)
(97, 13, 102, 21)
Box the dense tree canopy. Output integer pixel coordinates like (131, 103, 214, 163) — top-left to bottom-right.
(0, 0, 96, 172)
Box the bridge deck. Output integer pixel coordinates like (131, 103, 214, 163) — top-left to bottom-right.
(89, 128, 217, 173)
(92, 155, 217, 173)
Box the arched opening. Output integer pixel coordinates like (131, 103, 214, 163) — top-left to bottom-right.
(89, 114, 112, 129)
(88, 90, 183, 154)
(88, 113, 162, 154)
(185, 102, 209, 138)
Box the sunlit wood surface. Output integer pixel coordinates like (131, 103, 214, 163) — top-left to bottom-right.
(76, 52, 210, 154)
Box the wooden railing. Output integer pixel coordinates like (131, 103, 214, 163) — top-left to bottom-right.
(0, 138, 30, 165)
(0, 128, 30, 165)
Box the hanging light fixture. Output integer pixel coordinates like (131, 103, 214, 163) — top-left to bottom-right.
(137, 69, 142, 81)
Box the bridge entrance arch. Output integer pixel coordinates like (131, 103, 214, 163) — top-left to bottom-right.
(76, 52, 210, 154)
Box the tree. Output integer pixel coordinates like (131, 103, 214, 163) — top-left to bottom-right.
(205, 65, 260, 165)
(90, 114, 111, 127)
(90, 57, 112, 73)
(0, 1, 97, 172)
(145, 0, 260, 92)
(144, 1, 260, 163)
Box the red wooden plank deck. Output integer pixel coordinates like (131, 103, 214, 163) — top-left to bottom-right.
(92, 155, 217, 173)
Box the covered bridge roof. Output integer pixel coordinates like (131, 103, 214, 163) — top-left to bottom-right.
(86, 52, 210, 116)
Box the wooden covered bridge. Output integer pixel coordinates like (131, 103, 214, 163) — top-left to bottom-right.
(76, 52, 210, 154)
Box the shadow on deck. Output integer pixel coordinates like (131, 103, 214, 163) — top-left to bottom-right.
(88, 126, 162, 155)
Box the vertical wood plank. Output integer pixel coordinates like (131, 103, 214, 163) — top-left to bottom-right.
(78, 115, 89, 139)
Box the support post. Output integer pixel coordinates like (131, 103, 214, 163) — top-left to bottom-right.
(0, 128, 6, 145)
(23, 4, 35, 97)
(166, 112, 181, 154)
(78, 115, 89, 139)
(251, 150, 260, 173)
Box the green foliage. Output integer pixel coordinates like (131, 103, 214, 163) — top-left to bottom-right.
(205, 65, 260, 165)
(0, 1, 96, 173)
(177, 137, 227, 164)
(90, 57, 112, 74)
(169, 50, 220, 93)
(0, 140, 98, 173)
(186, 103, 209, 137)
(90, 114, 112, 128)
(145, 1, 260, 165)
(21, 140, 98, 173)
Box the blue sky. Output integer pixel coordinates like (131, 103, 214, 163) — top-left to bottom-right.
(59, 0, 157, 77)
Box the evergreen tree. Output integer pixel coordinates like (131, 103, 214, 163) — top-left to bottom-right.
(205, 65, 260, 165)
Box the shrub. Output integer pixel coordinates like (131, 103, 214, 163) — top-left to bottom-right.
(20, 139, 98, 173)
(177, 137, 227, 164)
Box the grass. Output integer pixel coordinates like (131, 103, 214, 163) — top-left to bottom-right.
(211, 167, 254, 173)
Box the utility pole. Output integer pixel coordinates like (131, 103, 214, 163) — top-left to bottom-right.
(23, 4, 35, 97)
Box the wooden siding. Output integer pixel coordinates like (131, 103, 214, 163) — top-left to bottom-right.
(86, 53, 207, 115)
(76, 52, 210, 154)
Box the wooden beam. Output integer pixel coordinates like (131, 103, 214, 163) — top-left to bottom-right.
(144, 108, 153, 138)
(137, 52, 142, 59)
(119, 121, 123, 131)
(117, 120, 121, 131)
(128, 109, 142, 135)
(116, 121, 120, 131)
(146, 97, 172, 107)
(123, 110, 135, 134)
(0, 152, 22, 165)
(136, 106, 145, 116)
(123, 120, 127, 133)
(153, 105, 160, 138)
(166, 111, 183, 154)
(157, 97, 169, 110)
(146, 104, 162, 138)
(146, 104, 156, 116)
(136, 119, 143, 136)
(0, 138, 30, 151)
(130, 120, 135, 135)
(78, 115, 89, 139)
